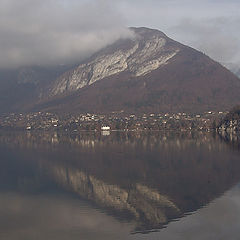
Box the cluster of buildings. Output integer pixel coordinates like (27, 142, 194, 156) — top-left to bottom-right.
(218, 120, 240, 132)
(217, 106, 240, 136)
(0, 112, 59, 130)
(0, 111, 227, 132)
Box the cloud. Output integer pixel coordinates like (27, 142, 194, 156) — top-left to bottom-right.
(0, 0, 132, 69)
(169, 17, 240, 64)
(116, 0, 240, 65)
(1, 0, 240, 69)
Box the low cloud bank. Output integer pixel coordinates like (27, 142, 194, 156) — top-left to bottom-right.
(0, 0, 132, 69)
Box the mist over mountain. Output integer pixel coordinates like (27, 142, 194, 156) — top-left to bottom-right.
(0, 0, 132, 69)
(1, 27, 240, 115)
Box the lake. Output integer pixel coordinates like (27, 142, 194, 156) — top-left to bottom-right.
(0, 130, 239, 240)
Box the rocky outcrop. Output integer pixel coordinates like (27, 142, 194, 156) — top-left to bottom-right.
(50, 28, 180, 96)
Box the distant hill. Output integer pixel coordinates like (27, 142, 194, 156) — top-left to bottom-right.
(0, 65, 73, 114)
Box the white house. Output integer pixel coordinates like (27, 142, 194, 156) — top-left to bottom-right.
(101, 126, 110, 131)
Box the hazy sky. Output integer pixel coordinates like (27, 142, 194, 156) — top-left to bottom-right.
(0, 0, 240, 68)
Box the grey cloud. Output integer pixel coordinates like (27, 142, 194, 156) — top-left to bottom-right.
(0, 0, 132, 69)
(1, 0, 240, 69)
(117, 0, 240, 65)
(168, 17, 240, 64)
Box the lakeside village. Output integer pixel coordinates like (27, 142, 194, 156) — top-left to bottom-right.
(0, 111, 233, 132)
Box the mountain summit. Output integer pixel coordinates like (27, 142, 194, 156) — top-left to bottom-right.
(49, 27, 180, 97)
(1, 27, 240, 114)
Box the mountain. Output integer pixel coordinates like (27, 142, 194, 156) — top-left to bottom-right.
(48, 28, 179, 97)
(33, 27, 240, 114)
(233, 68, 240, 78)
(1, 27, 240, 115)
(222, 62, 240, 78)
(237, 70, 240, 78)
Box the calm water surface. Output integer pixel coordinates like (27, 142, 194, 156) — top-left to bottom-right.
(0, 130, 240, 240)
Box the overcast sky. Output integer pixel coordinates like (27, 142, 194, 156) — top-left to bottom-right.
(0, 0, 240, 69)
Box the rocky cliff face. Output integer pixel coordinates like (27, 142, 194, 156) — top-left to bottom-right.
(50, 28, 180, 96)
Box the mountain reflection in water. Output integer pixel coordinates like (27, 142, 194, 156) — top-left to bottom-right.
(0, 131, 240, 239)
